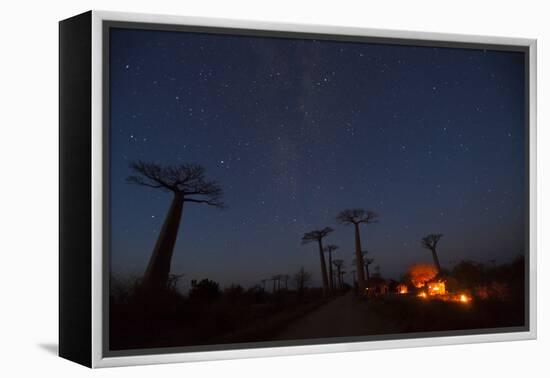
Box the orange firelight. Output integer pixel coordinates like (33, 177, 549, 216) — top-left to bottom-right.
(409, 264, 438, 288)
(459, 294, 470, 303)
(397, 284, 408, 294)
(418, 291, 427, 298)
(427, 281, 446, 296)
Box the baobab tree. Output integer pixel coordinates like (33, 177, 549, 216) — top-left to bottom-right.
(332, 259, 344, 289)
(340, 270, 347, 287)
(323, 244, 339, 290)
(271, 274, 281, 292)
(293, 267, 311, 296)
(127, 161, 224, 292)
(281, 274, 290, 290)
(336, 209, 379, 293)
(421, 233, 443, 274)
(354, 250, 374, 284)
(301, 227, 334, 295)
(365, 257, 374, 283)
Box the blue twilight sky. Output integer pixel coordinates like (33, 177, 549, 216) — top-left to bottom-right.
(109, 27, 526, 291)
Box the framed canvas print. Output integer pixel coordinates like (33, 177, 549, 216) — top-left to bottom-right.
(59, 10, 537, 368)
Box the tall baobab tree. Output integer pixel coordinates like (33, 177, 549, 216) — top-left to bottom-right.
(127, 161, 224, 291)
(301, 227, 334, 295)
(350, 270, 356, 286)
(323, 244, 339, 290)
(365, 257, 374, 283)
(271, 274, 281, 292)
(354, 250, 374, 284)
(421, 233, 443, 274)
(293, 267, 311, 296)
(336, 209, 379, 293)
(281, 274, 290, 290)
(332, 259, 344, 289)
(340, 270, 346, 287)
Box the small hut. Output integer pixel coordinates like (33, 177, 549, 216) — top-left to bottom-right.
(367, 277, 389, 297)
(427, 281, 446, 296)
(396, 283, 409, 294)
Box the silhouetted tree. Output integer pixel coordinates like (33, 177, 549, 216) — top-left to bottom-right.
(281, 274, 290, 290)
(332, 259, 344, 288)
(189, 278, 221, 301)
(354, 250, 374, 284)
(365, 257, 374, 283)
(271, 275, 281, 293)
(128, 161, 224, 291)
(421, 233, 443, 274)
(340, 270, 347, 287)
(166, 273, 184, 293)
(302, 227, 334, 295)
(337, 209, 378, 293)
(451, 260, 484, 289)
(293, 267, 312, 295)
(323, 244, 339, 290)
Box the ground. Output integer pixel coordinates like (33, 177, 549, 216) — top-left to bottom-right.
(274, 292, 400, 340)
(110, 290, 525, 350)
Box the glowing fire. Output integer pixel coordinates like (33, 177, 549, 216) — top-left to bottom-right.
(427, 281, 446, 296)
(397, 284, 408, 294)
(409, 264, 438, 288)
(459, 294, 471, 303)
(418, 291, 427, 298)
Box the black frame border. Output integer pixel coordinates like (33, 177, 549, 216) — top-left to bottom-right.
(59, 11, 93, 367)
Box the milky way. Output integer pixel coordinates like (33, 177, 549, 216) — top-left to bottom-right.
(109, 27, 526, 290)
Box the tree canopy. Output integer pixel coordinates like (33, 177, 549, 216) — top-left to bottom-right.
(421, 233, 443, 250)
(336, 209, 379, 225)
(127, 161, 224, 208)
(301, 227, 334, 244)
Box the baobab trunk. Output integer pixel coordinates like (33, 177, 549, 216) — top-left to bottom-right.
(353, 223, 367, 292)
(365, 264, 370, 283)
(328, 250, 334, 291)
(143, 193, 185, 291)
(431, 248, 442, 274)
(317, 240, 330, 295)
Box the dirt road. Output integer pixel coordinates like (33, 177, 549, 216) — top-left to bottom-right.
(274, 292, 399, 341)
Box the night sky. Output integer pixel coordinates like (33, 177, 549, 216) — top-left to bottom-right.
(109, 27, 526, 290)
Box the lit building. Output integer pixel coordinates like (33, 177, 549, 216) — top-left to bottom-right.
(427, 281, 446, 295)
(396, 284, 408, 294)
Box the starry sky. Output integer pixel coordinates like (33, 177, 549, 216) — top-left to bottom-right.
(109, 27, 526, 290)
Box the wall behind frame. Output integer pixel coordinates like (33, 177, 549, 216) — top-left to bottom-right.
(0, 1, 543, 376)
